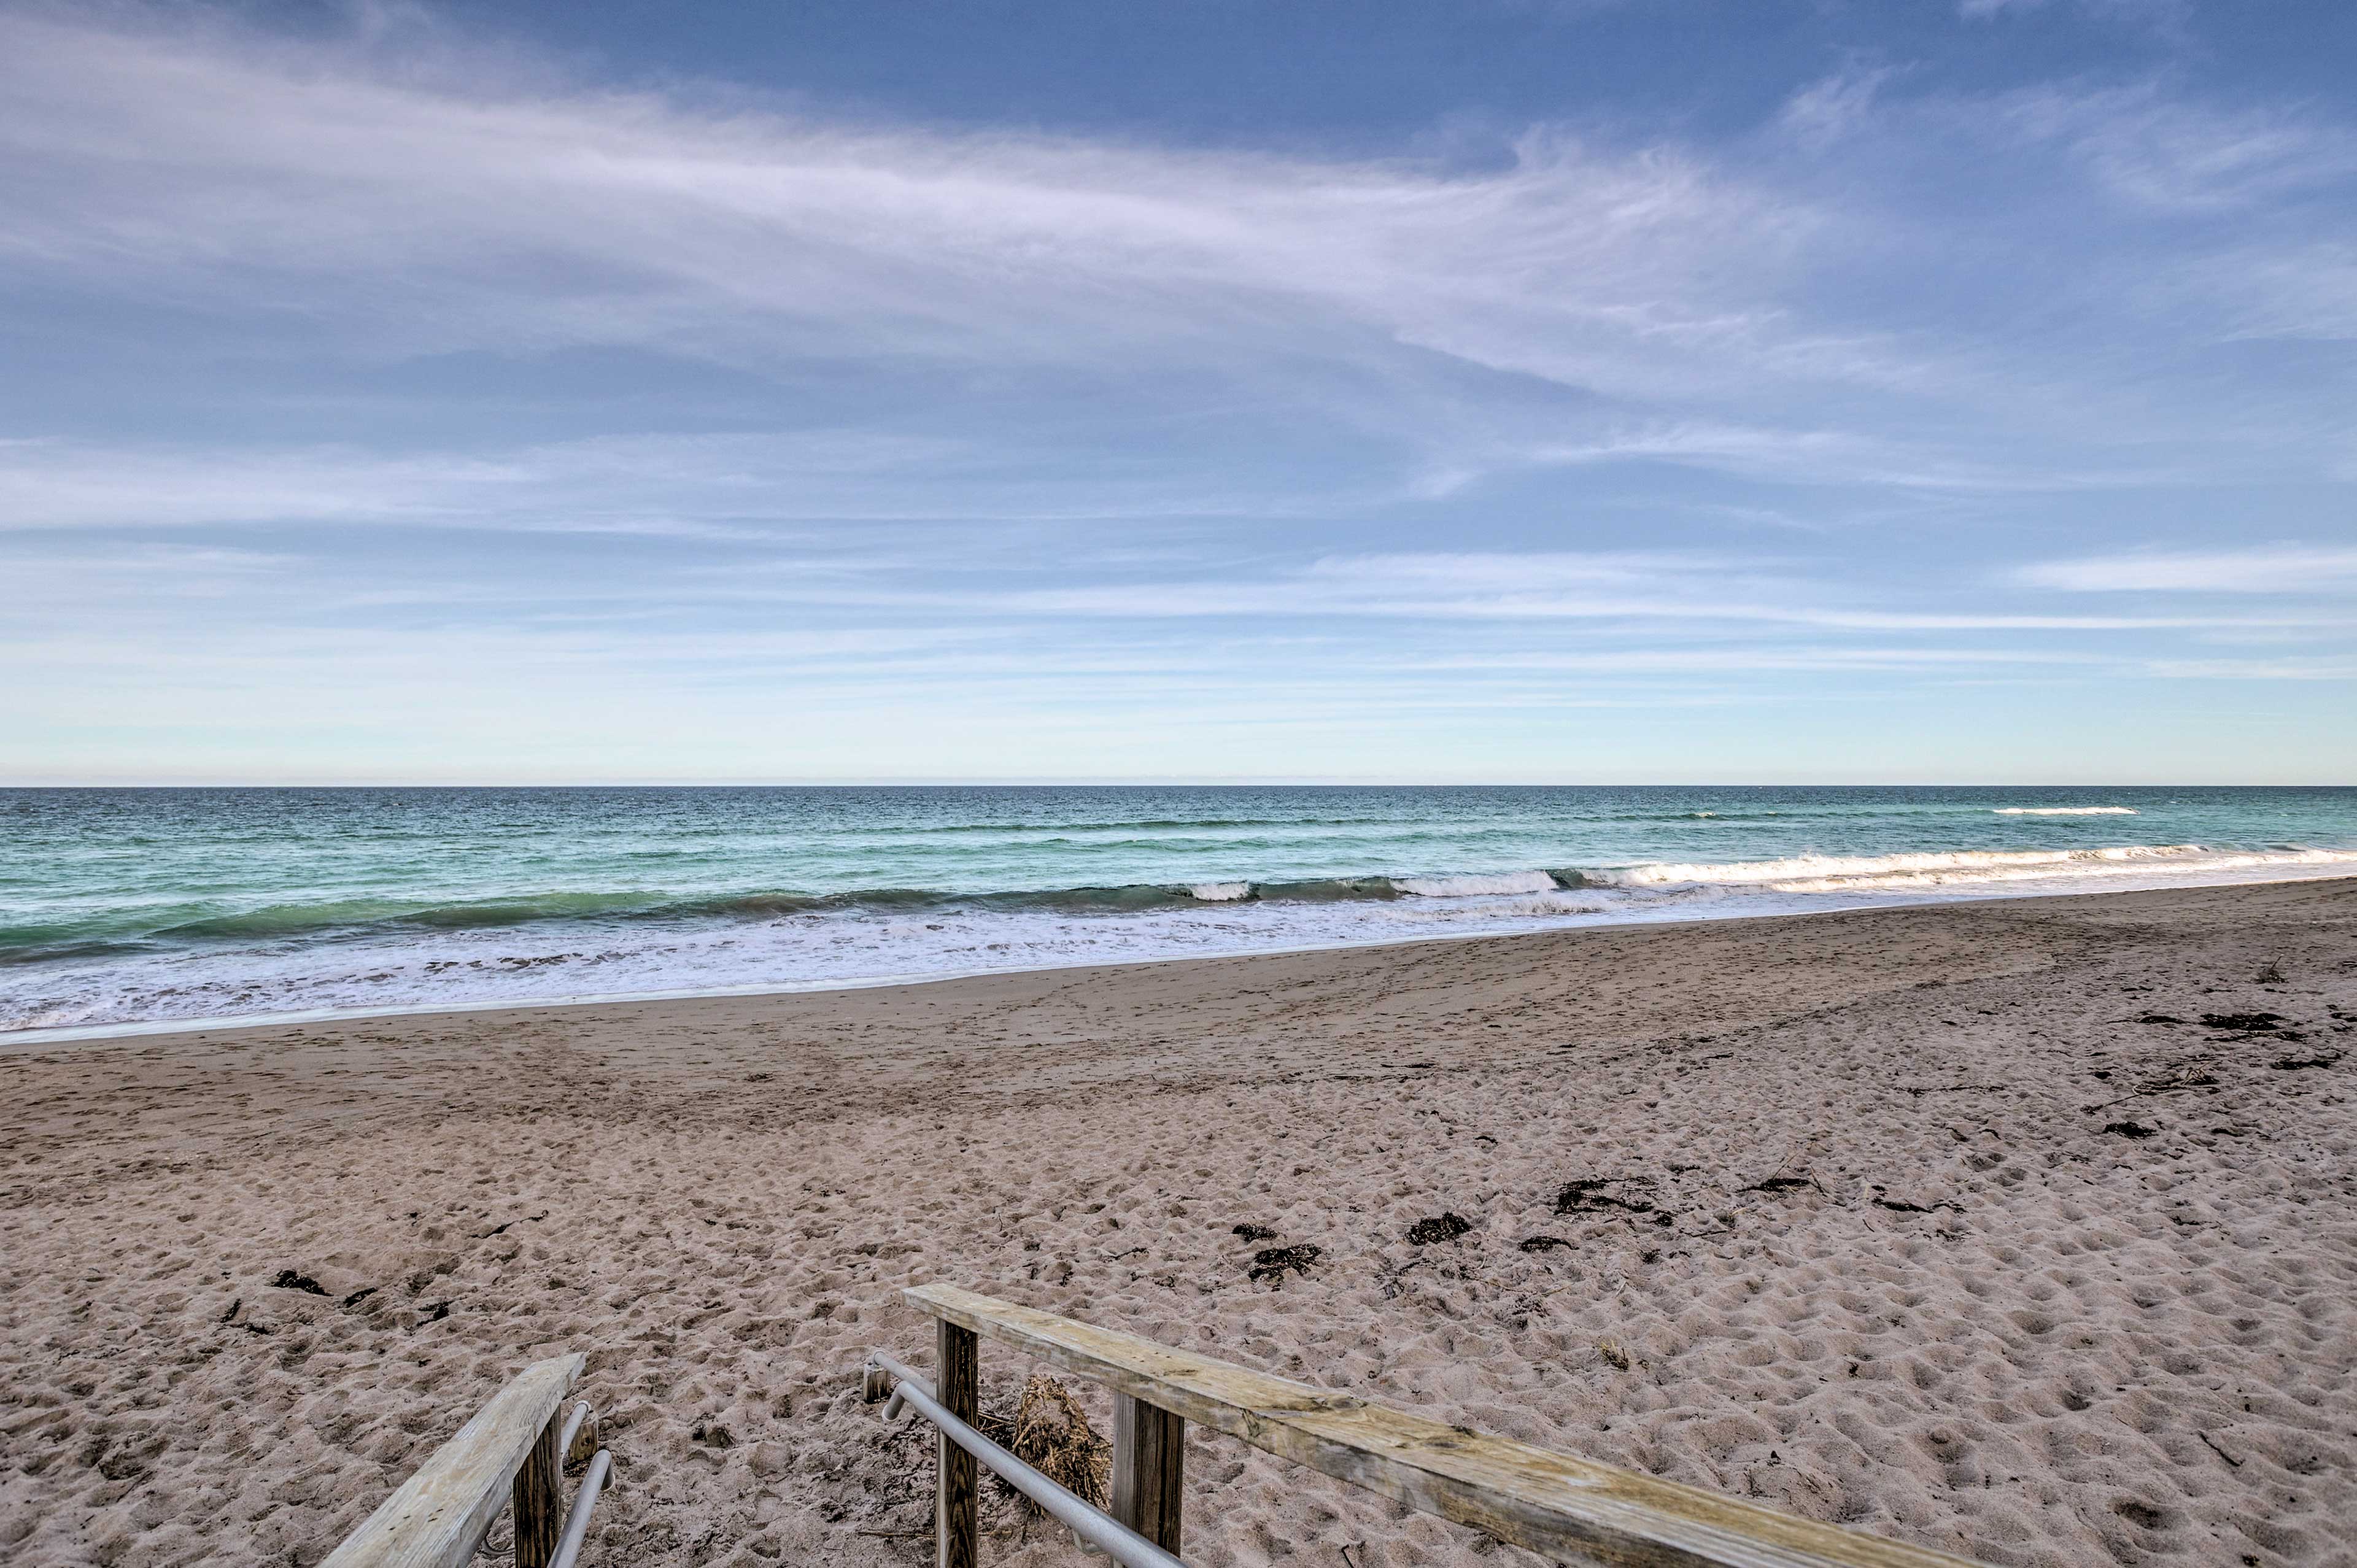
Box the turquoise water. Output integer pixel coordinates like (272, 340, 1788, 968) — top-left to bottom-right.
(4, 785, 2355, 1034)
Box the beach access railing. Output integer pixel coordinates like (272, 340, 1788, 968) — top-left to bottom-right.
(867, 1284, 1988, 1568)
(322, 1353, 613, 1568)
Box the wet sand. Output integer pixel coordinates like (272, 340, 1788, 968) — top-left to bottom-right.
(2, 878, 2355, 1567)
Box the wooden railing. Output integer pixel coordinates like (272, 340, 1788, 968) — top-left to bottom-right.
(323, 1353, 613, 1568)
(870, 1284, 1988, 1568)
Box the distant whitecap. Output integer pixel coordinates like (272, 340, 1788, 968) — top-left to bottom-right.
(1992, 806, 2137, 816)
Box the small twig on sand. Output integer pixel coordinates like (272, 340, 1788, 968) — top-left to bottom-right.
(2084, 1068, 2215, 1114)
(2198, 1431, 2244, 1469)
(1730, 1140, 1796, 1196)
(1378, 1257, 1428, 1300)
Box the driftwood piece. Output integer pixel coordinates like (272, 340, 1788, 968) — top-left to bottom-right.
(322, 1354, 584, 1568)
(904, 1284, 1982, 1568)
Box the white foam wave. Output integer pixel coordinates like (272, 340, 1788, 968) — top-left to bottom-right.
(1187, 882, 1252, 902)
(1769, 847, 2357, 894)
(1992, 806, 2137, 816)
(1601, 843, 2357, 894)
(1389, 891, 1604, 921)
(1393, 870, 1560, 898)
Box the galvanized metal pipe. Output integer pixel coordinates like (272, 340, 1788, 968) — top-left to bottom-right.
(557, 1402, 591, 1464)
(865, 1353, 1185, 1568)
(880, 1365, 919, 1423)
(545, 1450, 612, 1568)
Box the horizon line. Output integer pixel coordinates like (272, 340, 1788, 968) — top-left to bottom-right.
(5, 779, 2352, 790)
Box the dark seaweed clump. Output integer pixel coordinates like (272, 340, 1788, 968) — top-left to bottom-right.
(1248, 1245, 1321, 1284)
(1554, 1179, 1653, 1216)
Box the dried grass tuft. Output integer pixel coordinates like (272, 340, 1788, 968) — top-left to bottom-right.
(999, 1375, 1110, 1513)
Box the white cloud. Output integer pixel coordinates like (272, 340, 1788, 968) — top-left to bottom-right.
(0, 431, 1362, 534)
(2188, 244, 2357, 343)
(2020, 546, 2357, 593)
(1779, 68, 1894, 150)
(2002, 85, 2357, 214)
(1, 10, 2351, 501)
(863, 550, 2316, 632)
(0, 10, 1842, 412)
(2142, 655, 2357, 679)
(1959, 0, 2191, 28)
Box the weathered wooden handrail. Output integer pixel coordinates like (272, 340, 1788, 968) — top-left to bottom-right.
(323, 1353, 613, 1568)
(867, 1351, 1183, 1568)
(895, 1284, 1987, 1568)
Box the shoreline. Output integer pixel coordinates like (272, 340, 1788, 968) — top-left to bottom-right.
(11, 865, 2357, 1052)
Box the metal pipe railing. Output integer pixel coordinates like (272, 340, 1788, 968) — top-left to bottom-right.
(557, 1401, 591, 1462)
(865, 1352, 1185, 1568)
(546, 1450, 613, 1568)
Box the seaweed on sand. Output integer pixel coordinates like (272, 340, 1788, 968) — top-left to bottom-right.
(1248, 1245, 1322, 1284)
(1553, 1179, 1654, 1217)
(1407, 1213, 1471, 1245)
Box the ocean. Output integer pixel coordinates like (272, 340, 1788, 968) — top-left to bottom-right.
(4, 784, 2354, 1038)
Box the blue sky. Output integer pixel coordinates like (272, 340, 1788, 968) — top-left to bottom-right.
(2, 0, 2353, 784)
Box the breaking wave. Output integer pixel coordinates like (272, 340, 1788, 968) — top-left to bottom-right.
(1594, 843, 2357, 894)
(1186, 882, 1252, 902)
(1992, 806, 2138, 816)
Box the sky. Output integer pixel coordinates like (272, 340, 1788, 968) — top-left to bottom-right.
(2, 0, 2354, 784)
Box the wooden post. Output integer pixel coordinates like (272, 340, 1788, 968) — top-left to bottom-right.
(935, 1319, 979, 1568)
(511, 1409, 564, 1568)
(1112, 1392, 1185, 1553)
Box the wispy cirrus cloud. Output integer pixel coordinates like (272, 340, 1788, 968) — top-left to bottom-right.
(2001, 84, 2357, 215)
(1957, 0, 2191, 31)
(0, 10, 1830, 409)
(2020, 546, 2357, 593)
(757, 549, 2326, 633)
(2, 6, 2351, 494)
(0, 431, 1381, 534)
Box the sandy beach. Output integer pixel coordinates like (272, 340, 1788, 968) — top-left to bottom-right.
(3, 877, 2354, 1567)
